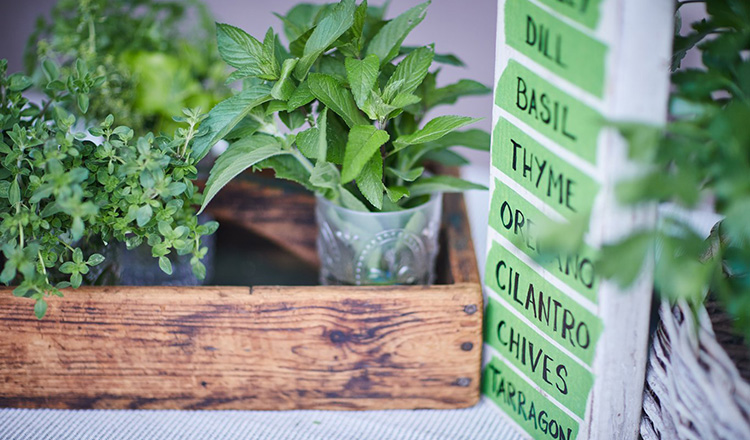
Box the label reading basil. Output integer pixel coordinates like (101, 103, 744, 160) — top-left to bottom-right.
(496, 60, 602, 164)
(489, 179, 599, 302)
(505, 0, 608, 97)
(485, 241, 602, 365)
(492, 117, 599, 219)
(483, 356, 581, 440)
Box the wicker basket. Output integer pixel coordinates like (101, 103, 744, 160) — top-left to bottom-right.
(640, 299, 750, 439)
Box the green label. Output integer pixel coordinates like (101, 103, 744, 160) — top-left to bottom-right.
(489, 179, 599, 302)
(505, 0, 608, 97)
(492, 118, 599, 219)
(483, 356, 580, 440)
(496, 60, 602, 164)
(485, 297, 593, 417)
(534, 0, 604, 29)
(485, 241, 602, 365)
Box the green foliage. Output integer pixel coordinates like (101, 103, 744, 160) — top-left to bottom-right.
(0, 60, 217, 318)
(599, 0, 750, 340)
(198, 0, 490, 214)
(25, 0, 229, 136)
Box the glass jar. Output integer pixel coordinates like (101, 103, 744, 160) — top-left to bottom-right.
(316, 194, 442, 285)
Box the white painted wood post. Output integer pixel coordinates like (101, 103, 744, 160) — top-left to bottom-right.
(482, 0, 673, 438)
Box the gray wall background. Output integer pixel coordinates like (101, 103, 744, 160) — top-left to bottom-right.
(0, 0, 499, 135)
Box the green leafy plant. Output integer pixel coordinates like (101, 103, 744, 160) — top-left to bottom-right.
(597, 0, 750, 339)
(0, 59, 217, 318)
(25, 0, 229, 136)
(195, 0, 490, 214)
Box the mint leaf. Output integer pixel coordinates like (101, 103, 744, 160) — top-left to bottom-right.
(357, 154, 384, 209)
(385, 185, 410, 204)
(425, 79, 490, 108)
(286, 80, 315, 111)
(308, 73, 369, 127)
(200, 135, 288, 212)
(366, 1, 429, 65)
(257, 155, 314, 191)
(386, 45, 434, 97)
(296, 126, 321, 159)
(400, 45, 464, 66)
(345, 53, 380, 109)
(271, 58, 299, 100)
(340, 187, 369, 212)
(393, 115, 479, 152)
(410, 129, 491, 164)
(217, 23, 272, 76)
(423, 149, 470, 166)
(408, 175, 486, 197)
(310, 162, 341, 192)
(192, 83, 273, 162)
(341, 124, 389, 183)
(294, 0, 357, 80)
(386, 166, 424, 182)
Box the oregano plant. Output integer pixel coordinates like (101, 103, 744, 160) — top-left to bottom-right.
(0, 58, 217, 318)
(195, 0, 490, 214)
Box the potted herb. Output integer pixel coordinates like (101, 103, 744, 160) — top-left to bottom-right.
(22, 0, 229, 285)
(0, 58, 216, 318)
(25, 0, 229, 136)
(195, 0, 490, 285)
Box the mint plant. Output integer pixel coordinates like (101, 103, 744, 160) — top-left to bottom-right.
(0, 59, 217, 318)
(25, 0, 229, 136)
(195, 0, 490, 214)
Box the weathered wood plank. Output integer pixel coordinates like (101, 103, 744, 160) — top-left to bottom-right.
(207, 177, 319, 267)
(0, 284, 482, 410)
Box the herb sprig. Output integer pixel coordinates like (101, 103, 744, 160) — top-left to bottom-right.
(195, 0, 490, 214)
(0, 59, 217, 318)
(598, 0, 750, 339)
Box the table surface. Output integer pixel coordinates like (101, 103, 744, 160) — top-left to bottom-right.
(0, 162, 524, 440)
(0, 397, 524, 440)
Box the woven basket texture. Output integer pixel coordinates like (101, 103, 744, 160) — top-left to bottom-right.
(641, 300, 750, 439)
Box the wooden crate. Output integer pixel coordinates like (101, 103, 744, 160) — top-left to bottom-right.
(0, 178, 483, 410)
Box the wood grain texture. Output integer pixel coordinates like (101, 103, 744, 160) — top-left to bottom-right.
(0, 284, 482, 410)
(207, 177, 319, 267)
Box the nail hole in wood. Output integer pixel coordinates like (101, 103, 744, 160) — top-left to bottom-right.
(461, 342, 473, 351)
(464, 304, 477, 315)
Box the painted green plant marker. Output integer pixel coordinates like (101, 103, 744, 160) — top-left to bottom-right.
(485, 242, 602, 366)
(489, 179, 600, 302)
(483, 356, 581, 440)
(492, 118, 599, 219)
(485, 0, 672, 438)
(534, 0, 604, 30)
(495, 60, 602, 165)
(485, 296, 594, 417)
(504, 0, 608, 97)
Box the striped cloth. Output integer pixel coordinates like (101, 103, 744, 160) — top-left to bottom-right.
(0, 397, 522, 440)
